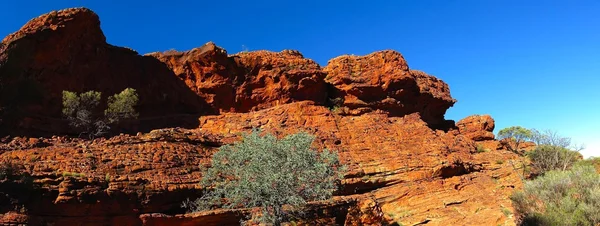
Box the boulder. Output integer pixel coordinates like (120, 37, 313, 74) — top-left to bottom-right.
(456, 114, 495, 141)
(323, 51, 456, 128)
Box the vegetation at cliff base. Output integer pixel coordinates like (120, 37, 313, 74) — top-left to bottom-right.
(62, 88, 138, 138)
(183, 130, 347, 226)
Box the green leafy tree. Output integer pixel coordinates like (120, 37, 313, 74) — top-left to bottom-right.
(105, 88, 139, 124)
(511, 165, 600, 226)
(62, 88, 138, 138)
(497, 126, 533, 153)
(183, 130, 346, 226)
(62, 90, 105, 138)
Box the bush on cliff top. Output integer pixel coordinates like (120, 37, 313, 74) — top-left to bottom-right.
(183, 130, 346, 226)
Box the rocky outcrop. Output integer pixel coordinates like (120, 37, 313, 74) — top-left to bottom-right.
(323, 51, 456, 128)
(0, 8, 459, 137)
(0, 7, 526, 226)
(0, 102, 524, 226)
(0, 8, 206, 136)
(149, 46, 327, 113)
(456, 115, 496, 141)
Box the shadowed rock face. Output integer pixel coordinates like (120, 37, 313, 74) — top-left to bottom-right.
(0, 8, 206, 136)
(0, 7, 524, 226)
(0, 8, 457, 136)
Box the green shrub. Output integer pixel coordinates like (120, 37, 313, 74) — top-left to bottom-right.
(476, 144, 489, 153)
(62, 90, 104, 137)
(183, 130, 346, 226)
(525, 130, 584, 175)
(575, 157, 600, 172)
(105, 88, 139, 124)
(527, 145, 582, 175)
(511, 165, 600, 226)
(62, 88, 138, 138)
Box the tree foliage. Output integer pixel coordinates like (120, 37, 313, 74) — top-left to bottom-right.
(511, 165, 600, 226)
(62, 90, 105, 138)
(105, 88, 139, 124)
(497, 126, 533, 153)
(527, 145, 582, 174)
(62, 88, 138, 138)
(525, 129, 584, 175)
(183, 130, 346, 226)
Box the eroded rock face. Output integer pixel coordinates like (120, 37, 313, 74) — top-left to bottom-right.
(0, 7, 458, 136)
(149, 46, 327, 113)
(0, 102, 524, 226)
(0, 8, 205, 136)
(323, 51, 456, 128)
(456, 115, 496, 141)
(0, 7, 525, 226)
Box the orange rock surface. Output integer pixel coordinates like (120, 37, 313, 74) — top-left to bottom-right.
(324, 53, 456, 129)
(149, 46, 327, 113)
(456, 114, 496, 141)
(0, 7, 526, 226)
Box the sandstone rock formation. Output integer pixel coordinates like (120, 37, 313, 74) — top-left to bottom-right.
(324, 52, 456, 128)
(149, 46, 327, 113)
(0, 8, 205, 136)
(456, 114, 496, 141)
(0, 7, 525, 226)
(0, 102, 523, 226)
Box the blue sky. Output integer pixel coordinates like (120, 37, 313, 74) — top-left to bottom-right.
(2, 1, 599, 157)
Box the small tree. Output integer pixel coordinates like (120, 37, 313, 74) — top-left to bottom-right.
(528, 145, 582, 174)
(62, 88, 138, 138)
(62, 90, 104, 137)
(183, 130, 346, 226)
(105, 88, 139, 124)
(497, 126, 533, 153)
(511, 165, 600, 225)
(526, 130, 584, 174)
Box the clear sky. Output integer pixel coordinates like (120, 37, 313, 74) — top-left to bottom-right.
(2, 1, 599, 157)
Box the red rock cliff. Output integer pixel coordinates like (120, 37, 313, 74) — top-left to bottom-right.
(148, 47, 327, 113)
(0, 7, 524, 226)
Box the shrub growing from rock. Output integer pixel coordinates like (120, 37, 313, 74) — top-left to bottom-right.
(497, 126, 532, 153)
(62, 88, 138, 138)
(511, 165, 600, 226)
(183, 130, 346, 226)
